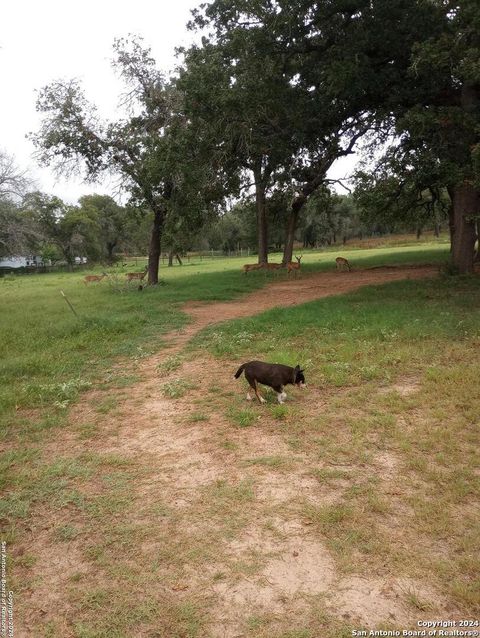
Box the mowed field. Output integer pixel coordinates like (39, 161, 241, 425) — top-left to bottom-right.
(1, 239, 479, 637)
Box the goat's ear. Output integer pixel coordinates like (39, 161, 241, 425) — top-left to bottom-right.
(294, 365, 300, 371)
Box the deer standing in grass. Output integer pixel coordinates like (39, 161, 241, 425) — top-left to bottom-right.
(83, 273, 108, 285)
(287, 255, 302, 277)
(335, 257, 352, 272)
(125, 266, 148, 282)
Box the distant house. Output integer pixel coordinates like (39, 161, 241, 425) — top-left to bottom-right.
(0, 255, 88, 269)
(0, 255, 47, 268)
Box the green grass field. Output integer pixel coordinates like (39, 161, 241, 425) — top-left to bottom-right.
(1, 238, 479, 637)
(0, 241, 448, 436)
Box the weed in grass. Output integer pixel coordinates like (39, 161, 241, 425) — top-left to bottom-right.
(157, 354, 184, 377)
(24, 378, 92, 409)
(271, 404, 288, 420)
(219, 439, 239, 451)
(76, 422, 98, 440)
(246, 615, 270, 632)
(212, 571, 226, 582)
(227, 406, 257, 427)
(132, 345, 154, 361)
(303, 502, 354, 528)
(54, 524, 80, 542)
(313, 467, 351, 483)
(366, 492, 391, 515)
(407, 456, 428, 473)
(162, 378, 196, 398)
(243, 456, 288, 469)
(94, 396, 118, 414)
(84, 544, 105, 564)
(403, 587, 434, 611)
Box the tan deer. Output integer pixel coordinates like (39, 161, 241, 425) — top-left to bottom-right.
(243, 263, 263, 274)
(83, 272, 108, 285)
(125, 266, 148, 282)
(335, 257, 352, 272)
(287, 255, 303, 277)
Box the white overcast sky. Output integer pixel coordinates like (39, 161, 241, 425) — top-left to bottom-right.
(0, 0, 354, 204)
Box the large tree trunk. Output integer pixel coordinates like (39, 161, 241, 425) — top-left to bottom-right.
(282, 166, 331, 265)
(451, 182, 479, 274)
(449, 83, 480, 272)
(148, 207, 163, 285)
(253, 166, 268, 264)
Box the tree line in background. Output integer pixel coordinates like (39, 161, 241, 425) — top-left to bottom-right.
(0, 166, 149, 268)
(1, 145, 449, 269)
(3, 0, 479, 279)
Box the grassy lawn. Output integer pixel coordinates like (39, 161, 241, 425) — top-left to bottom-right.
(191, 274, 480, 617)
(2, 239, 479, 637)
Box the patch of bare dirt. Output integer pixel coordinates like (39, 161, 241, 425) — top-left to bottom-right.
(208, 519, 336, 637)
(374, 451, 400, 479)
(378, 378, 421, 396)
(330, 575, 448, 626)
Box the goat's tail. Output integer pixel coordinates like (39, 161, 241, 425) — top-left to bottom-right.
(234, 364, 246, 379)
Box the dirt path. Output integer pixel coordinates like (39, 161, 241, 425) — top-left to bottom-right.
(18, 265, 455, 638)
(158, 264, 438, 353)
